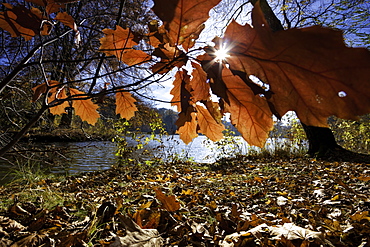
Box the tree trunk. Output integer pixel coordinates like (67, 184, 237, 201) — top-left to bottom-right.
(302, 124, 370, 162)
(58, 107, 73, 129)
(301, 124, 338, 156)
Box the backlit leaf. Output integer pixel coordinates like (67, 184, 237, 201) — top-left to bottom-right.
(151, 44, 187, 74)
(55, 12, 76, 30)
(176, 108, 198, 144)
(99, 26, 151, 66)
(55, 11, 80, 44)
(32, 81, 69, 115)
(31, 80, 60, 102)
(189, 62, 210, 102)
(0, 4, 52, 40)
(115, 91, 138, 120)
(26, 0, 65, 14)
(117, 49, 151, 66)
(170, 70, 191, 112)
(54, 0, 79, 3)
(195, 104, 224, 142)
(152, 0, 221, 50)
(221, 68, 273, 147)
(69, 88, 99, 125)
(213, 2, 370, 127)
(49, 89, 69, 115)
(203, 100, 223, 124)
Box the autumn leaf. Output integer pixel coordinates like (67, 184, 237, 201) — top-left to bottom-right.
(221, 68, 273, 147)
(146, 20, 171, 47)
(69, 88, 99, 125)
(133, 208, 161, 229)
(31, 80, 60, 101)
(0, 4, 52, 40)
(189, 62, 211, 102)
(195, 104, 224, 142)
(357, 175, 370, 182)
(350, 211, 370, 222)
(155, 189, 180, 212)
(170, 70, 191, 112)
(212, 1, 370, 127)
(115, 91, 138, 120)
(55, 11, 80, 44)
(152, 0, 221, 50)
(32, 83, 50, 102)
(203, 100, 223, 124)
(151, 43, 187, 74)
(53, 0, 79, 3)
(176, 107, 198, 144)
(99, 26, 151, 66)
(49, 89, 69, 115)
(55, 12, 76, 30)
(32, 81, 70, 115)
(171, 66, 223, 143)
(25, 0, 47, 6)
(26, 0, 66, 14)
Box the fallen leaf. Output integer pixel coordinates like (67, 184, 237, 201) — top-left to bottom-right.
(357, 175, 370, 182)
(350, 211, 370, 222)
(155, 189, 180, 212)
(114, 214, 163, 246)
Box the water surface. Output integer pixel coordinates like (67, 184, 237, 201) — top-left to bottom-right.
(0, 136, 306, 184)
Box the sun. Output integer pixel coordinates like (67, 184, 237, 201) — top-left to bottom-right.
(214, 43, 230, 63)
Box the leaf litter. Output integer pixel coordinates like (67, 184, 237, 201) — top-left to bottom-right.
(0, 156, 369, 246)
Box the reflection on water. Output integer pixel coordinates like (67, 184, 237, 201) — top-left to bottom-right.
(47, 141, 118, 174)
(0, 136, 306, 185)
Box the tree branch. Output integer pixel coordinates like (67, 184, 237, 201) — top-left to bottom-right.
(0, 104, 48, 157)
(0, 30, 73, 95)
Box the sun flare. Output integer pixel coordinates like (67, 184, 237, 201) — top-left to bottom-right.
(214, 43, 230, 63)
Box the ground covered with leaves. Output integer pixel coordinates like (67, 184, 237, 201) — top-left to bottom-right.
(0, 156, 369, 246)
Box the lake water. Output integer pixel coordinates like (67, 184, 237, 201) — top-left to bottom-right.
(0, 135, 307, 184)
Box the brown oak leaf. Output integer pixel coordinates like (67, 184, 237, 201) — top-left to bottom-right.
(69, 88, 99, 125)
(170, 70, 192, 112)
(155, 189, 180, 212)
(195, 104, 224, 142)
(221, 68, 273, 147)
(176, 107, 198, 144)
(99, 26, 151, 66)
(115, 91, 138, 120)
(213, 1, 370, 127)
(0, 4, 52, 40)
(152, 0, 221, 50)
